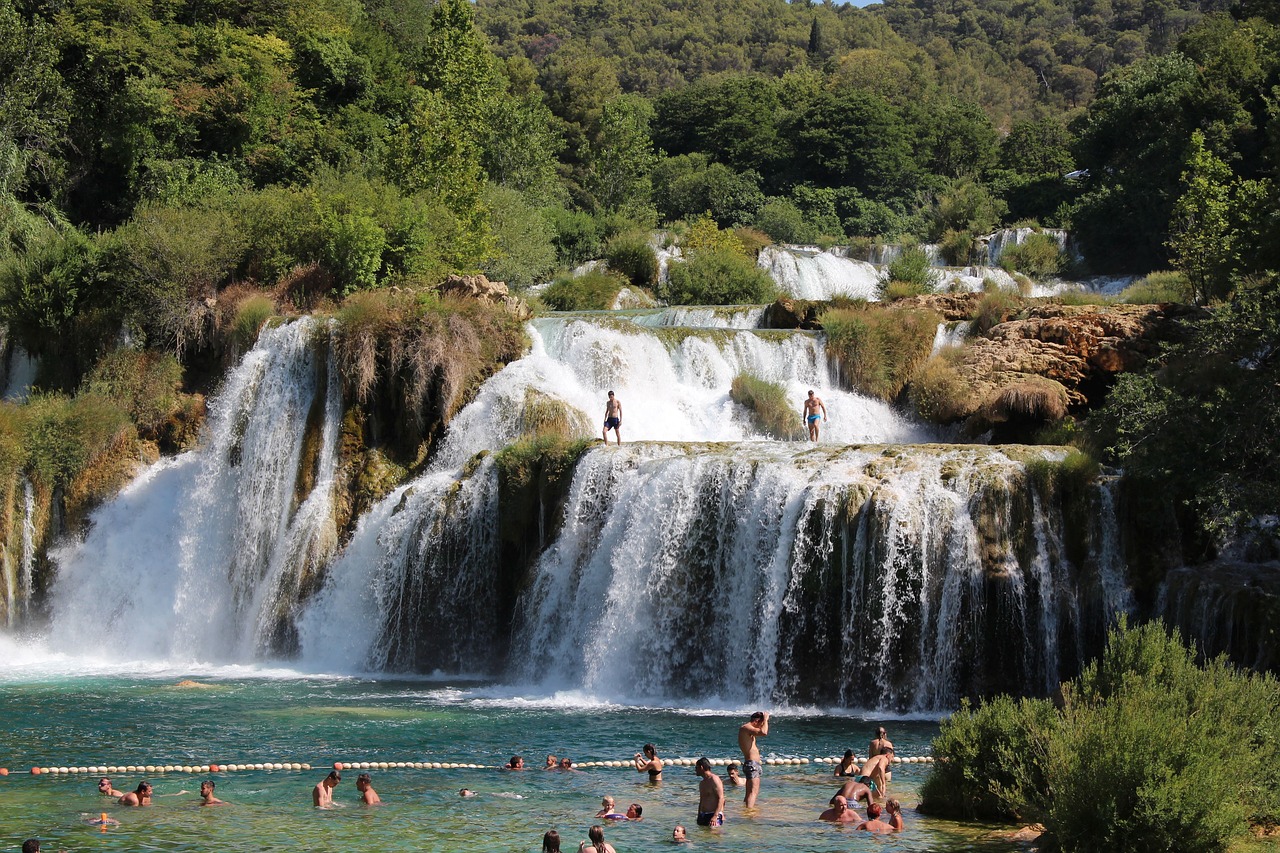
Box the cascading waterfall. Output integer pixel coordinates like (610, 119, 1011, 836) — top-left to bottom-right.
(46, 319, 342, 662)
(433, 317, 933, 460)
(628, 306, 766, 329)
(759, 246, 882, 300)
(509, 443, 1131, 711)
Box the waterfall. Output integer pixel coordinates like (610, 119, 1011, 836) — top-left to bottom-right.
(930, 321, 971, 356)
(628, 306, 766, 329)
(45, 319, 342, 662)
(758, 246, 882, 300)
(507, 443, 1131, 711)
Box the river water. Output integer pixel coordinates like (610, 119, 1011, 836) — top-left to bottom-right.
(0, 654, 1017, 853)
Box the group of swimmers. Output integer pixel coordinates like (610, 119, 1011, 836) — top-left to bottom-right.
(82, 713, 906, 849)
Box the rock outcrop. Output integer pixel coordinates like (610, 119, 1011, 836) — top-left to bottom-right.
(915, 302, 1201, 439)
(439, 274, 532, 320)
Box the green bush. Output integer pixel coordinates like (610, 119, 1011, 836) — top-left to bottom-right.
(662, 248, 778, 305)
(603, 230, 658, 287)
(920, 695, 1059, 822)
(923, 621, 1280, 852)
(1054, 288, 1113, 306)
(998, 232, 1068, 278)
(753, 198, 816, 244)
(81, 349, 185, 437)
(909, 351, 976, 423)
(970, 291, 1023, 335)
(820, 306, 941, 400)
(22, 392, 134, 490)
(879, 245, 937, 298)
(938, 228, 975, 266)
(540, 269, 629, 311)
(481, 186, 558, 289)
(1119, 271, 1194, 304)
(730, 373, 801, 440)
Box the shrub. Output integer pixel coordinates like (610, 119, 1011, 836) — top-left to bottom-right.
(662, 249, 778, 305)
(910, 351, 975, 423)
(230, 294, 277, 352)
(920, 695, 1059, 822)
(1054, 288, 1112, 306)
(970, 291, 1023, 335)
(733, 227, 772, 258)
(981, 377, 1070, 425)
(22, 392, 135, 490)
(481, 186, 558, 289)
(820, 306, 941, 400)
(998, 232, 1067, 278)
(939, 229, 975, 266)
(730, 373, 801, 440)
(1119, 271, 1194, 304)
(81, 349, 186, 437)
(754, 198, 814, 244)
(517, 389, 591, 439)
(603, 230, 658, 287)
(540, 269, 629, 311)
(922, 621, 1280, 852)
(879, 245, 937, 298)
(542, 206, 602, 267)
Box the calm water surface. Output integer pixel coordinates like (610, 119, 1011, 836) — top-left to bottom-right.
(0, 668, 1016, 852)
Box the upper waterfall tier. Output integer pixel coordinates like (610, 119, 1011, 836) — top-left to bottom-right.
(435, 316, 935, 464)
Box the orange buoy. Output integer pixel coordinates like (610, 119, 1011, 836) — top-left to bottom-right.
(209, 764, 220, 773)
(30, 767, 41, 775)
(0, 767, 9, 776)
(333, 761, 343, 770)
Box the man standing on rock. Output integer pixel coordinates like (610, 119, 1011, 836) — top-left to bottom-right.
(738, 710, 769, 807)
(802, 390, 827, 441)
(603, 390, 623, 444)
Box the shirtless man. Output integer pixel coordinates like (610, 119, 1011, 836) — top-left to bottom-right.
(856, 802, 895, 833)
(356, 772, 381, 804)
(855, 749, 893, 800)
(313, 770, 341, 808)
(505, 755, 525, 770)
(726, 762, 745, 787)
(602, 391, 623, 444)
(694, 757, 724, 827)
(199, 780, 225, 806)
(738, 710, 769, 807)
(802, 390, 827, 441)
(119, 781, 152, 806)
(834, 776, 876, 808)
(819, 794, 862, 823)
(98, 777, 124, 797)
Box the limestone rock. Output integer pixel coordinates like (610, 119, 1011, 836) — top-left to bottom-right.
(439, 274, 532, 320)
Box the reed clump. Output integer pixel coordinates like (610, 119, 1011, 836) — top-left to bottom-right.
(730, 373, 801, 440)
(541, 269, 629, 311)
(820, 305, 941, 401)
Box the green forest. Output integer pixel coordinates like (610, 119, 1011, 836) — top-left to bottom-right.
(0, 0, 1277, 543)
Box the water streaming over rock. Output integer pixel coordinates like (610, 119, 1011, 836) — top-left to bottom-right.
(46, 319, 342, 661)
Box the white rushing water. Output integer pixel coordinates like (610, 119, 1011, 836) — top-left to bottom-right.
(628, 306, 766, 329)
(433, 317, 933, 462)
(45, 319, 342, 662)
(759, 246, 882, 300)
(501, 443, 1132, 711)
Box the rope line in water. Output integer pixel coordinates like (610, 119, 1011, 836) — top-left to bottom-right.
(0, 755, 932, 777)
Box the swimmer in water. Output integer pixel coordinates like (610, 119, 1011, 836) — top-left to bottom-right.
(596, 796, 617, 818)
(726, 762, 745, 787)
(634, 743, 663, 781)
(459, 788, 477, 797)
(98, 777, 124, 797)
(856, 802, 895, 833)
(119, 781, 152, 807)
(672, 825, 689, 843)
(356, 772, 381, 805)
(544, 755, 558, 770)
(559, 757, 576, 771)
(313, 770, 341, 808)
(835, 749, 858, 777)
(199, 780, 225, 806)
(85, 813, 120, 826)
(505, 755, 525, 770)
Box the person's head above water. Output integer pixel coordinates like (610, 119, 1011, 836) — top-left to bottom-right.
(843, 749, 855, 760)
(559, 757, 573, 769)
(642, 743, 656, 758)
(542, 829, 561, 852)
(695, 757, 712, 774)
(626, 803, 643, 819)
(867, 802, 883, 819)
(672, 825, 687, 842)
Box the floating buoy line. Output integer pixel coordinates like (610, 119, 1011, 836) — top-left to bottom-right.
(1, 755, 932, 777)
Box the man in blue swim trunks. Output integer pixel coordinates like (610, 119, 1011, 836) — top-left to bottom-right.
(694, 758, 724, 827)
(802, 390, 827, 441)
(603, 390, 623, 445)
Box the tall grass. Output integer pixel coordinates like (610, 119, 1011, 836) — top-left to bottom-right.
(820, 305, 941, 400)
(541, 269, 628, 311)
(730, 373, 802, 440)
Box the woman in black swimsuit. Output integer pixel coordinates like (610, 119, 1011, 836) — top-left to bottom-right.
(633, 743, 663, 781)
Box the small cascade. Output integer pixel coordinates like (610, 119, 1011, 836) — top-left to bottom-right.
(982, 228, 1072, 266)
(297, 460, 505, 674)
(628, 306, 766, 329)
(866, 243, 944, 267)
(433, 317, 933, 461)
(18, 479, 34, 622)
(1, 345, 39, 403)
(45, 319, 342, 662)
(759, 246, 881, 300)
(930, 321, 971, 356)
(510, 443, 1132, 711)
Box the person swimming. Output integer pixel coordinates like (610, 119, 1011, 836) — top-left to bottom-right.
(634, 743, 663, 781)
